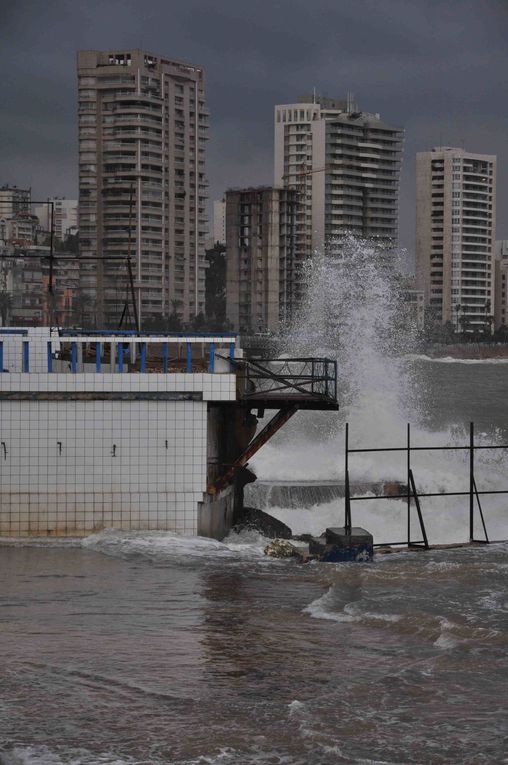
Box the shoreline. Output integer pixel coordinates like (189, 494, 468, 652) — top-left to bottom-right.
(419, 343, 508, 360)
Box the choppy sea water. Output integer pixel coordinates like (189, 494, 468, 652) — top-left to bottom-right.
(1, 534, 507, 765)
(1, 360, 508, 764)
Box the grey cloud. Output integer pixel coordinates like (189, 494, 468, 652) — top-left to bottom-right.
(0, 0, 507, 256)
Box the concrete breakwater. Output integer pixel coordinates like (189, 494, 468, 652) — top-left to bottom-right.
(422, 342, 508, 359)
(244, 479, 405, 510)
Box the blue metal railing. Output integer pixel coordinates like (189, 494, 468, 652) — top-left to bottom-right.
(0, 335, 238, 375)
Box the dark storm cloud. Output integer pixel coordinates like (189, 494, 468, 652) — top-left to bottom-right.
(1, 0, 507, 258)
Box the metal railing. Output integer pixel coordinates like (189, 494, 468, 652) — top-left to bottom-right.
(240, 357, 337, 403)
(0, 331, 237, 375)
(344, 422, 506, 548)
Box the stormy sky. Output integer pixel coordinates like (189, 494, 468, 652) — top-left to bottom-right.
(1, 0, 507, 264)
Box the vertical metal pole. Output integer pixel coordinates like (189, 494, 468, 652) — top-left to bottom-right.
(22, 341, 29, 373)
(48, 201, 55, 302)
(71, 342, 77, 373)
(95, 342, 101, 373)
(186, 341, 192, 373)
(344, 422, 351, 535)
(162, 342, 168, 373)
(47, 341, 52, 373)
(127, 257, 140, 334)
(407, 422, 411, 547)
(469, 421, 474, 542)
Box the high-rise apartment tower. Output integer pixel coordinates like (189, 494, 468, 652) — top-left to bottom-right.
(77, 50, 209, 328)
(416, 147, 496, 331)
(274, 95, 403, 309)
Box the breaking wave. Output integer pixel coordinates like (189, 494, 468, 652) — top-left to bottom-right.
(250, 236, 508, 544)
(81, 529, 268, 563)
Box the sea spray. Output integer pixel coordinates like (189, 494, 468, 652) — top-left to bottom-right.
(252, 234, 421, 474)
(250, 236, 508, 543)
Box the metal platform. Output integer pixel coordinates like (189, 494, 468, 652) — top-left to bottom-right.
(208, 356, 338, 494)
(237, 357, 338, 410)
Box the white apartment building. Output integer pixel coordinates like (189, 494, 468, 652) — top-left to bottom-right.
(35, 198, 78, 241)
(77, 50, 209, 328)
(212, 199, 226, 245)
(494, 241, 508, 329)
(416, 147, 496, 331)
(274, 95, 403, 309)
(0, 185, 31, 219)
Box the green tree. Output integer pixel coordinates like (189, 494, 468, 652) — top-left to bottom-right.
(205, 242, 226, 329)
(72, 291, 92, 328)
(166, 308, 183, 332)
(494, 324, 508, 342)
(0, 290, 12, 326)
(190, 311, 206, 332)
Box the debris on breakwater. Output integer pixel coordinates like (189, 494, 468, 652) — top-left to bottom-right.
(264, 539, 301, 558)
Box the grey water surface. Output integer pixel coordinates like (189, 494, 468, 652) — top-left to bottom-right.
(1, 360, 508, 765)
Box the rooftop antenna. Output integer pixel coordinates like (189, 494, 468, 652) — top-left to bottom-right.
(312, 86, 316, 104)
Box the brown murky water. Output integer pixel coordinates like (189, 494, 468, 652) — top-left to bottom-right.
(1, 536, 507, 765)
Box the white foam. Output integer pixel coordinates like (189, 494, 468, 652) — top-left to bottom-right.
(0, 747, 132, 765)
(406, 354, 508, 365)
(303, 588, 401, 625)
(81, 528, 274, 564)
(82, 528, 231, 558)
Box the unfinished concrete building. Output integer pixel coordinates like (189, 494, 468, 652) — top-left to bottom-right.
(225, 187, 298, 333)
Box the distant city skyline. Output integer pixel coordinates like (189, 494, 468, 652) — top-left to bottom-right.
(1, 0, 507, 268)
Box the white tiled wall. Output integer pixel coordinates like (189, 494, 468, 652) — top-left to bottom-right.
(0, 400, 207, 536)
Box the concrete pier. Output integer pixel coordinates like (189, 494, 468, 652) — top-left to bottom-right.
(0, 329, 338, 539)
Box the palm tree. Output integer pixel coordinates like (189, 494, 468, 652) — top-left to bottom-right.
(454, 303, 462, 334)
